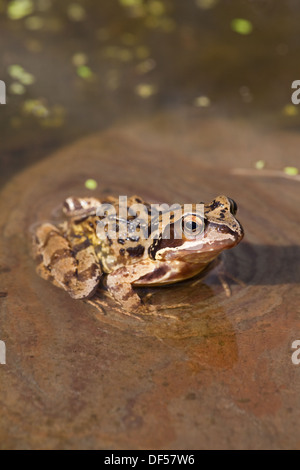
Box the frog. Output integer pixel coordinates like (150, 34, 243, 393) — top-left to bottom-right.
(32, 194, 244, 315)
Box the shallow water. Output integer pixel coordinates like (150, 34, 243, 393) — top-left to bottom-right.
(1, 0, 300, 185)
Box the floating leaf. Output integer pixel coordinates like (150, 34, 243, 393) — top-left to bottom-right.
(23, 99, 49, 117)
(231, 18, 253, 35)
(283, 104, 298, 116)
(10, 82, 26, 95)
(119, 0, 143, 7)
(255, 160, 265, 170)
(7, 0, 34, 20)
(85, 179, 98, 190)
(148, 1, 165, 16)
(194, 96, 211, 107)
(19, 72, 35, 85)
(77, 65, 93, 79)
(8, 65, 35, 85)
(67, 3, 86, 21)
(284, 166, 298, 176)
(135, 83, 157, 98)
(8, 64, 24, 79)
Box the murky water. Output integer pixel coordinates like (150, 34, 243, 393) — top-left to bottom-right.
(1, 0, 300, 186)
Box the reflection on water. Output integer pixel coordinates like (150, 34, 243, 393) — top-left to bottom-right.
(80, 273, 239, 371)
(1, 0, 300, 186)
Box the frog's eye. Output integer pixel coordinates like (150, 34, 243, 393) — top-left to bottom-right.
(228, 198, 237, 215)
(181, 214, 205, 238)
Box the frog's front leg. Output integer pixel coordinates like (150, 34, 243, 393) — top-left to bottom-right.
(105, 261, 159, 313)
(106, 260, 198, 317)
(105, 260, 176, 315)
(33, 223, 102, 299)
(105, 268, 145, 312)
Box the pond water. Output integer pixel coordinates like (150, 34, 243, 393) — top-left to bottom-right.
(1, 0, 300, 186)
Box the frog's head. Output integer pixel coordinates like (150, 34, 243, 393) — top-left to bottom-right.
(148, 195, 244, 264)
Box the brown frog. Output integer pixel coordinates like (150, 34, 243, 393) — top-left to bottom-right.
(32, 195, 244, 314)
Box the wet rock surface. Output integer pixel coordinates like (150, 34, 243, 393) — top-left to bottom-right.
(0, 113, 299, 449)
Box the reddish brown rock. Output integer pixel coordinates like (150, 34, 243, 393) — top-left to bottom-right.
(0, 113, 299, 449)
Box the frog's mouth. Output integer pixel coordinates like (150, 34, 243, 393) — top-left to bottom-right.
(207, 221, 244, 242)
(156, 223, 244, 263)
(193, 225, 243, 253)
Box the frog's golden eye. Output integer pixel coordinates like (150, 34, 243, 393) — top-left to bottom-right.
(181, 214, 205, 238)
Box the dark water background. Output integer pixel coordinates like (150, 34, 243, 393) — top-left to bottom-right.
(0, 0, 300, 187)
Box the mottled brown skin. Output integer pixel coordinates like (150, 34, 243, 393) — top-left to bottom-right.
(32, 195, 244, 313)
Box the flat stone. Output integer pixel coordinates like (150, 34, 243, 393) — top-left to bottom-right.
(0, 112, 299, 449)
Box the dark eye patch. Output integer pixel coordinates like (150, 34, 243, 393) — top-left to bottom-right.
(148, 224, 183, 260)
